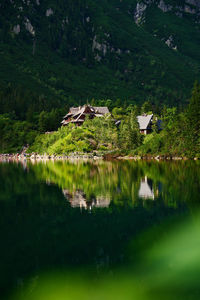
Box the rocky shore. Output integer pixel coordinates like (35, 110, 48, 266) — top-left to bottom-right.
(0, 152, 199, 162)
(116, 155, 199, 161)
(0, 152, 104, 162)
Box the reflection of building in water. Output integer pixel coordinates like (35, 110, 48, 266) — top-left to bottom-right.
(138, 176, 154, 199)
(62, 189, 110, 209)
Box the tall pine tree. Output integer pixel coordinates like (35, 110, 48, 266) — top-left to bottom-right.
(186, 81, 200, 155)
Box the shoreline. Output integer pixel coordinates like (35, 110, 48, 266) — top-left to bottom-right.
(0, 153, 199, 162)
(0, 153, 103, 162)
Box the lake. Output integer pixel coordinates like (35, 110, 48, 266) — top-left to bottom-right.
(0, 160, 200, 300)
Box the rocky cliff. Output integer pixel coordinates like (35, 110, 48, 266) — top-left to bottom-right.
(0, 0, 200, 104)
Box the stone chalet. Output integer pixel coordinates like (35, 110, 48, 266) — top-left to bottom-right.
(61, 105, 110, 126)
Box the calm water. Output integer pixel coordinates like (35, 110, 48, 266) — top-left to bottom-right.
(0, 160, 200, 300)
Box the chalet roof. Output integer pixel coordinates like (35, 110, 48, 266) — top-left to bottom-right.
(73, 106, 89, 118)
(71, 118, 84, 123)
(93, 107, 110, 114)
(137, 114, 153, 130)
(70, 107, 80, 114)
(63, 107, 80, 118)
(63, 105, 110, 120)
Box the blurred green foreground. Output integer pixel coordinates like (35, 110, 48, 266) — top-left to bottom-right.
(0, 160, 199, 300)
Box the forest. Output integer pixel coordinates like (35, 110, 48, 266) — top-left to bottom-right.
(1, 0, 200, 107)
(0, 82, 199, 158)
(1, 0, 200, 158)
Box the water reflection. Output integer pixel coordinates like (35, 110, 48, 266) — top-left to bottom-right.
(25, 159, 200, 209)
(0, 160, 200, 300)
(62, 175, 157, 210)
(138, 176, 155, 200)
(0, 160, 199, 211)
(62, 189, 110, 209)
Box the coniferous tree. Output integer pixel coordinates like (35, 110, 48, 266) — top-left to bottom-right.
(118, 111, 142, 151)
(186, 81, 200, 155)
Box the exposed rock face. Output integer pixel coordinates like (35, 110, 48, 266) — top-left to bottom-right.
(92, 35, 108, 59)
(1, 0, 200, 103)
(13, 24, 20, 34)
(46, 8, 54, 17)
(185, 0, 200, 8)
(184, 5, 196, 14)
(134, 2, 147, 25)
(158, 0, 172, 12)
(24, 17, 35, 36)
(165, 36, 177, 51)
(157, 0, 200, 15)
(134, 0, 200, 25)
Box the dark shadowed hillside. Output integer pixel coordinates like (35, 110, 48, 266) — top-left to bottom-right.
(0, 0, 200, 106)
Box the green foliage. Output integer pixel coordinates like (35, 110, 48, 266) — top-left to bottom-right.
(136, 132, 164, 155)
(112, 107, 126, 120)
(1, 83, 200, 157)
(1, 160, 200, 300)
(0, 0, 200, 106)
(141, 100, 153, 115)
(30, 112, 143, 154)
(38, 108, 64, 132)
(29, 124, 96, 154)
(118, 111, 143, 152)
(0, 114, 38, 153)
(129, 82, 200, 157)
(185, 81, 200, 155)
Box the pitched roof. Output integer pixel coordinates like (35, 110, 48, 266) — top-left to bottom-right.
(137, 114, 153, 130)
(93, 107, 110, 114)
(63, 105, 110, 120)
(73, 106, 87, 118)
(70, 107, 80, 114)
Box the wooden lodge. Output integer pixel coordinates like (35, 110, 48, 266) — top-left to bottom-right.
(61, 106, 161, 134)
(137, 114, 162, 135)
(61, 105, 110, 126)
(137, 114, 154, 135)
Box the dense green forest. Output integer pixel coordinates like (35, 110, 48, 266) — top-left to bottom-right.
(28, 82, 200, 158)
(1, 82, 199, 157)
(0, 1, 200, 156)
(0, 0, 200, 104)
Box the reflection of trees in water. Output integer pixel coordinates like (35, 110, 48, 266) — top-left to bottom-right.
(29, 160, 200, 208)
(0, 161, 200, 300)
(31, 160, 143, 207)
(62, 189, 110, 209)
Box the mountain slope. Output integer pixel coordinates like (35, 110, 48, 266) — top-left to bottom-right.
(0, 0, 200, 107)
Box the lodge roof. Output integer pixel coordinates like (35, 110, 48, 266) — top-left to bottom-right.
(94, 106, 110, 114)
(137, 114, 153, 130)
(63, 105, 110, 120)
(73, 106, 87, 118)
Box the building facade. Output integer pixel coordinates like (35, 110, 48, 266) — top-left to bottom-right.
(137, 114, 154, 135)
(61, 105, 110, 126)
